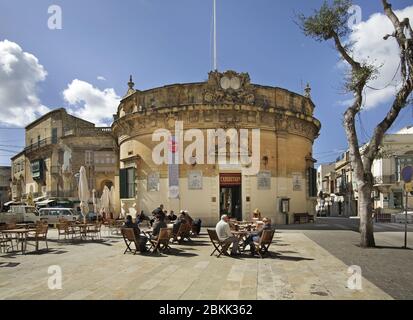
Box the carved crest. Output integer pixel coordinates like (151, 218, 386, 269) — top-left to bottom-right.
(203, 70, 256, 105)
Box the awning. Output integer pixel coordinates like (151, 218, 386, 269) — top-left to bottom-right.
(36, 199, 56, 206)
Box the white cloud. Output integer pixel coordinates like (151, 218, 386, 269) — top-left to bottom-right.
(63, 79, 120, 126)
(97, 76, 106, 81)
(0, 39, 50, 126)
(346, 6, 413, 109)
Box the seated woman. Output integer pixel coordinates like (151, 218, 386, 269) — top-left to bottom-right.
(243, 217, 273, 255)
(252, 208, 262, 221)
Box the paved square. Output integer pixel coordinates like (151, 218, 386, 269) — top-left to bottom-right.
(0, 227, 391, 300)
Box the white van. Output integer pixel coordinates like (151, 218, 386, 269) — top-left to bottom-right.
(38, 208, 80, 224)
(0, 206, 39, 224)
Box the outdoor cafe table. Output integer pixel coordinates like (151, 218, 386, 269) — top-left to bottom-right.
(70, 223, 96, 240)
(0, 228, 36, 254)
(232, 230, 251, 252)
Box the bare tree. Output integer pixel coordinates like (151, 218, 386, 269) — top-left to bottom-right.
(297, 0, 413, 247)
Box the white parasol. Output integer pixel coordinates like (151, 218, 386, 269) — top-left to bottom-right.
(78, 166, 90, 221)
(100, 186, 110, 219)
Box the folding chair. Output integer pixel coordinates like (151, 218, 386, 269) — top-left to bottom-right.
(149, 228, 172, 254)
(207, 229, 228, 258)
(174, 223, 192, 243)
(253, 229, 275, 258)
(121, 228, 139, 255)
(24, 224, 49, 253)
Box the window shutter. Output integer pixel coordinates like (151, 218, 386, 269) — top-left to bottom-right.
(129, 168, 136, 198)
(120, 168, 128, 199)
(308, 168, 317, 198)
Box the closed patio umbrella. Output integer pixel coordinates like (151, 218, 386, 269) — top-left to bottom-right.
(100, 186, 110, 219)
(78, 166, 90, 222)
(109, 186, 116, 219)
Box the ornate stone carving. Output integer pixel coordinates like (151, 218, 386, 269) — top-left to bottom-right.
(203, 70, 256, 105)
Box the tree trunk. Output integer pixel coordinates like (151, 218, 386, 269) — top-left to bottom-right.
(358, 183, 376, 248)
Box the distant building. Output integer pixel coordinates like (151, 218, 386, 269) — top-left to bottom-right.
(372, 128, 413, 214)
(0, 166, 11, 210)
(317, 126, 413, 217)
(10, 108, 119, 211)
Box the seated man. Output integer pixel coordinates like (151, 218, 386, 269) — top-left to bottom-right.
(136, 211, 150, 224)
(185, 210, 202, 236)
(152, 214, 167, 239)
(172, 211, 187, 240)
(124, 215, 148, 252)
(167, 211, 177, 222)
(243, 217, 273, 255)
(216, 215, 239, 256)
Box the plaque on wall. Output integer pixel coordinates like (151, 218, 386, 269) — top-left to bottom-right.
(147, 172, 160, 192)
(292, 173, 302, 191)
(188, 171, 203, 190)
(257, 171, 271, 190)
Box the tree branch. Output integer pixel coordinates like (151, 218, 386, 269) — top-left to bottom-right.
(364, 0, 413, 162)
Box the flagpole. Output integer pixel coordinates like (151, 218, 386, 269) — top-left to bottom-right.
(213, 0, 217, 71)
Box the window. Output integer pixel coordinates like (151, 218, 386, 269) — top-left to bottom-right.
(120, 167, 136, 199)
(393, 192, 403, 209)
(396, 156, 413, 181)
(308, 168, 317, 198)
(85, 151, 94, 166)
(51, 128, 58, 144)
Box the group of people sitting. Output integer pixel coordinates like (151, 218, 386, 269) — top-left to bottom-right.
(216, 214, 273, 256)
(124, 204, 203, 251)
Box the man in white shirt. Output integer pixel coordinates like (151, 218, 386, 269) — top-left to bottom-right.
(215, 215, 239, 256)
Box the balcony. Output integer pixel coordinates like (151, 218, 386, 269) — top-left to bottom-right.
(374, 175, 396, 186)
(63, 127, 112, 137)
(24, 137, 55, 154)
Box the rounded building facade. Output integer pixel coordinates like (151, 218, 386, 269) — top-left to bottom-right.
(112, 71, 321, 225)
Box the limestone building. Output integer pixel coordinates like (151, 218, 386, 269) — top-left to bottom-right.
(11, 108, 119, 210)
(0, 166, 11, 209)
(113, 71, 321, 225)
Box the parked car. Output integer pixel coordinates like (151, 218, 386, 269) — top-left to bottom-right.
(38, 208, 80, 224)
(0, 205, 39, 224)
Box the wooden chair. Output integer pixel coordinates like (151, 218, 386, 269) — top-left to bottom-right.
(174, 223, 192, 243)
(207, 229, 228, 258)
(0, 225, 14, 253)
(6, 222, 17, 230)
(253, 229, 275, 259)
(149, 228, 172, 254)
(86, 223, 102, 240)
(121, 228, 140, 255)
(24, 224, 49, 253)
(57, 221, 69, 242)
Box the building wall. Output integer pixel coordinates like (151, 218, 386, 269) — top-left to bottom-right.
(0, 166, 11, 207)
(10, 109, 120, 212)
(114, 71, 320, 225)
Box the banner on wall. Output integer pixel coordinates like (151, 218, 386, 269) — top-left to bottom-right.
(168, 136, 180, 199)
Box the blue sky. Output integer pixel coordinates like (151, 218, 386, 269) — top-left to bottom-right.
(0, 0, 412, 166)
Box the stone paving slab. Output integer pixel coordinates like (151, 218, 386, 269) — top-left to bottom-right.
(0, 229, 392, 300)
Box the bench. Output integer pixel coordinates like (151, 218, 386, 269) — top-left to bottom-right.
(293, 213, 314, 224)
(375, 213, 392, 223)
